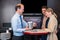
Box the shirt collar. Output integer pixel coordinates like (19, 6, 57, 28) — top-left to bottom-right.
(15, 12, 21, 16)
(15, 12, 23, 17)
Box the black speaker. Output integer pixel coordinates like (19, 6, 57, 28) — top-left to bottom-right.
(21, 0, 47, 13)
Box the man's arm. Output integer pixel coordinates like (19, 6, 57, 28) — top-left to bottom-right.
(11, 18, 26, 33)
(23, 20, 28, 28)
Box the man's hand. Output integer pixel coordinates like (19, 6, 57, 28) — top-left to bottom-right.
(42, 26, 46, 30)
(25, 27, 31, 31)
(25, 28, 29, 30)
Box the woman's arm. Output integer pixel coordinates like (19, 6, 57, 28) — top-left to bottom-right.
(47, 17, 57, 33)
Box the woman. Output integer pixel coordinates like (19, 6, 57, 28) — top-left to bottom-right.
(45, 8, 58, 40)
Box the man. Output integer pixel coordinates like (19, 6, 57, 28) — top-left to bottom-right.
(41, 6, 48, 29)
(11, 4, 29, 40)
(40, 6, 49, 40)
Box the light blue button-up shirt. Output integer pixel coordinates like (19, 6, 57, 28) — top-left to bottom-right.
(11, 13, 28, 36)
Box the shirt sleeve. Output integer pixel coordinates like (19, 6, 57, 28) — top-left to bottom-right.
(23, 20, 28, 28)
(11, 18, 26, 33)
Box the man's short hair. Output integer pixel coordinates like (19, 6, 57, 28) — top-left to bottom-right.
(42, 6, 48, 9)
(15, 4, 24, 11)
(15, 6, 21, 11)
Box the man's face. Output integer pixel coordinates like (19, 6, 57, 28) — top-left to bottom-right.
(19, 5, 24, 15)
(42, 8, 46, 15)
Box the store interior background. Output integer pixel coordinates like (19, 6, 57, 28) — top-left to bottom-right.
(0, 0, 60, 31)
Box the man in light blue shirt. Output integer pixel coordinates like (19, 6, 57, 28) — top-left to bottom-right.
(11, 4, 29, 40)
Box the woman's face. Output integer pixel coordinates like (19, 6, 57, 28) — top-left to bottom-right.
(45, 11, 51, 17)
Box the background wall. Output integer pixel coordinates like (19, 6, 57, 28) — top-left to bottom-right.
(0, 0, 21, 27)
(0, 0, 2, 27)
(1, 0, 21, 23)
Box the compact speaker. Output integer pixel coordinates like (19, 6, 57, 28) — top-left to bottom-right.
(21, 0, 47, 13)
